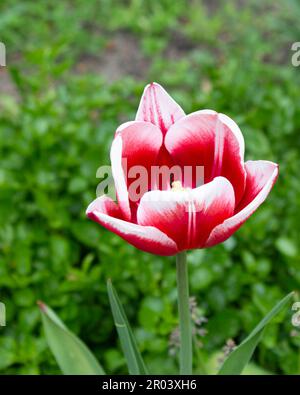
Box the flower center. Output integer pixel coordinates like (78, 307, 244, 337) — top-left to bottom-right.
(171, 180, 186, 192)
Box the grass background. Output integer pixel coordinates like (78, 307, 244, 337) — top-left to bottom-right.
(0, 0, 300, 374)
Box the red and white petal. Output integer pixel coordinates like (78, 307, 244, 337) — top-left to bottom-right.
(205, 160, 278, 247)
(212, 113, 246, 204)
(111, 121, 163, 220)
(165, 110, 215, 187)
(136, 82, 185, 135)
(86, 195, 122, 218)
(236, 160, 278, 211)
(165, 110, 246, 204)
(86, 196, 178, 256)
(117, 121, 163, 172)
(137, 177, 235, 251)
(110, 134, 131, 221)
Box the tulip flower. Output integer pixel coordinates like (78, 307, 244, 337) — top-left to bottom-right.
(86, 82, 278, 256)
(86, 82, 278, 375)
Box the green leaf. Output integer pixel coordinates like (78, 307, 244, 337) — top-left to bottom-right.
(38, 301, 105, 375)
(107, 279, 148, 375)
(218, 292, 294, 375)
(206, 352, 273, 375)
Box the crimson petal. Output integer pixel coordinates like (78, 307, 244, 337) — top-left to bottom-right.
(165, 110, 246, 204)
(111, 121, 163, 220)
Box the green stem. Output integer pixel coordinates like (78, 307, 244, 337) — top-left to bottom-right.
(176, 251, 192, 375)
(193, 338, 207, 375)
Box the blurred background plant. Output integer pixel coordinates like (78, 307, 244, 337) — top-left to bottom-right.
(0, 0, 299, 374)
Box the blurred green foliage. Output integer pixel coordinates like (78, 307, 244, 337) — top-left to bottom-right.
(0, 0, 300, 374)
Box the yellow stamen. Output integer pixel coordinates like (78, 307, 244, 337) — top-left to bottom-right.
(171, 180, 185, 191)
